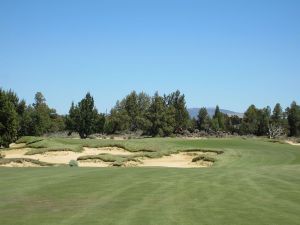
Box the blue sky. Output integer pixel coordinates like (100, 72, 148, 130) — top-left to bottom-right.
(0, 0, 299, 114)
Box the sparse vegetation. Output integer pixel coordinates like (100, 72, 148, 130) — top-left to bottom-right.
(0, 158, 55, 166)
(192, 155, 216, 163)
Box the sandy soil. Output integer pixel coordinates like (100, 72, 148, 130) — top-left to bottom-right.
(9, 143, 26, 148)
(83, 147, 133, 155)
(78, 159, 111, 168)
(1, 146, 214, 168)
(138, 152, 212, 168)
(2, 147, 133, 165)
(286, 141, 300, 146)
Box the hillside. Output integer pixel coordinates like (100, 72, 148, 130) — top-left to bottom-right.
(188, 108, 244, 118)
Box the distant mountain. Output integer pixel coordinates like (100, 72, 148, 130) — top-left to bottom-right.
(188, 108, 244, 119)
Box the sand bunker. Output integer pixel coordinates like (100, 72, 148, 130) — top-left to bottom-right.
(9, 143, 27, 148)
(1, 147, 134, 165)
(138, 152, 213, 168)
(286, 141, 300, 146)
(78, 160, 111, 168)
(83, 147, 133, 156)
(1, 145, 216, 168)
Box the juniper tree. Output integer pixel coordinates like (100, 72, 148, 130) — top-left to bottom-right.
(197, 107, 210, 131)
(0, 89, 18, 147)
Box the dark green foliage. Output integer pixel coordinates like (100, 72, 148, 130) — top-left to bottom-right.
(224, 115, 242, 134)
(164, 90, 190, 132)
(241, 105, 259, 135)
(286, 101, 300, 137)
(272, 103, 284, 125)
(240, 105, 272, 136)
(1, 88, 300, 138)
(0, 89, 19, 147)
(213, 105, 225, 130)
(256, 107, 271, 136)
(197, 107, 210, 131)
(66, 93, 104, 138)
(104, 104, 131, 134)
(104, 90, 188, 137)
(147, 92, 175, 136)
(104, 92, 152, 134)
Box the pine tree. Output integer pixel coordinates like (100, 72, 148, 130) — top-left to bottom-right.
(165, 90, 189, 132)
(272, 103, 284, 125)
(0, 90, 18, 147)
(287, 101, 300, 137)
(213, 105, 225, 130)
(147, 92, 175, 136)
(67, 93, 101, 138)
(197, 107, 210, 131)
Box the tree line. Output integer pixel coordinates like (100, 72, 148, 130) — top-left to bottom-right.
(1, 88, 300, 147)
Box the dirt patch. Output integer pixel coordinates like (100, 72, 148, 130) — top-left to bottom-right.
(286, 141, 300, 146)
(138, 152, 213, 168)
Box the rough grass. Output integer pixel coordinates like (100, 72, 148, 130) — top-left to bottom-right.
(1, 137, 300, 224)
(192, 155, 216, 163)
(77, 154, 141, 167)
(0, 158, 56, 167)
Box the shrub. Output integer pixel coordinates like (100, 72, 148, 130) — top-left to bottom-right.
(69, 160, 78, 167)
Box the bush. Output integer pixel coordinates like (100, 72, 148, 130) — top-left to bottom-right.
(69, 160, 78, 167)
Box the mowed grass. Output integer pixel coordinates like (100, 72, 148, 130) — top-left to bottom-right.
(1, 137, 300, 225)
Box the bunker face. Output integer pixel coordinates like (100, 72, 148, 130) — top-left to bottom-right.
(138, 152, 214, 168)
(83, 147, 133, 156)
(1, 147, 133, 165)
(1, 146, 216, 168)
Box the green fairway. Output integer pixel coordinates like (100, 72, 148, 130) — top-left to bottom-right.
(1, 138, 300, 225)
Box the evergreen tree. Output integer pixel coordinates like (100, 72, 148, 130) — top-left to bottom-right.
(241, 105, 259, 135)
(213, 105, 225, 130)
(164, 90, 189, 132)
(0, 89, 18, 147)
(67, 93, 102, 138)
(272, 103, 283, 124)
(76, 93, 99, 138)
(257, 107, 271, 136)
(147, 92, 175, 136)
(31, 92, 52, 136)
(197, 107, 210, 131)
(287, 101, 300, 137)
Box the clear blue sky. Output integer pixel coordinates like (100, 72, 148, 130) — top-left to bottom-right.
(1, 0, 299, 114)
